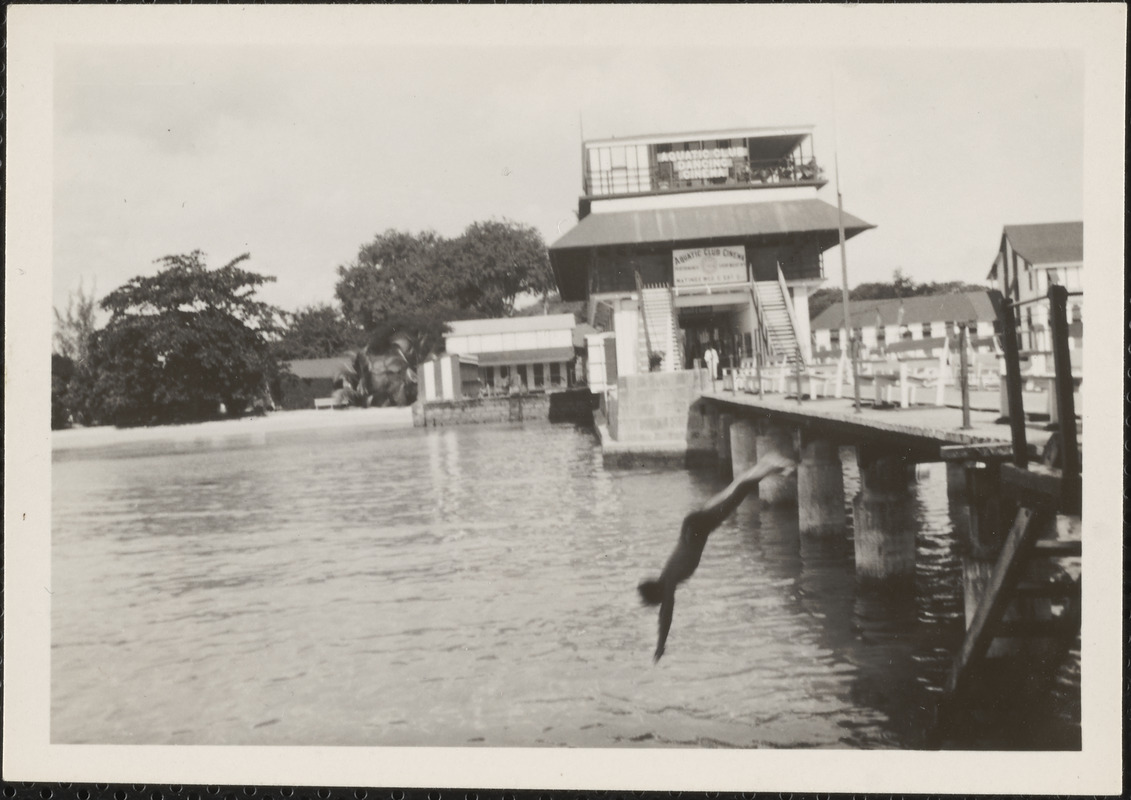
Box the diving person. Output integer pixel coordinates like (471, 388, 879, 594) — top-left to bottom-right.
(637, 454, 797, 663)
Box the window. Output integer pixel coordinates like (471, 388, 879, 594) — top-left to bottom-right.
(922, 322, 933, 339)
(876, 325, 886, 345)
(499, 365, 509, 380)
(483, 367, 495, 388)
(944, 321, 955, 340)
(517, 365, 528, 386)
(533, 363, 544, 387)
(549, 362, 561, 385)
(830, 329, 840, 348)
(1071, 304, 1082, 324)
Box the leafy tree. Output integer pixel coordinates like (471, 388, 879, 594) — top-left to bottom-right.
(447, 220, 556, 318)
(274, 303, 361, 361)
(91, 251, 283, 426)
(52, 282, 109, 428)
(335, 218, 555, 348)
(53, 279, 99, 364)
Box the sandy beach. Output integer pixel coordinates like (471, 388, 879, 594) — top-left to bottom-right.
(51, 406, 416, 452)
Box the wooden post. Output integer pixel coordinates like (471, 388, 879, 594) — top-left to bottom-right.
(1047, 285, 1080, 507)
(959, 324, 972, 429)
(756, 350, 763, 398)
(795, 358, 803, 405)
(989, 291, 1028, 467)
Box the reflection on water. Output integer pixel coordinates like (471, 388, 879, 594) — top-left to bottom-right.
(52, 423, 1074, 748)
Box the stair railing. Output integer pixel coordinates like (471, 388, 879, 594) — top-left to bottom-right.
(748, 283, 777, 364)
(776, 263, 805, 365)
(634, 270, 655, 371)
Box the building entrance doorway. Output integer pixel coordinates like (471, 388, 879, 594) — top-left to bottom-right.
(679, 307, 748, 373)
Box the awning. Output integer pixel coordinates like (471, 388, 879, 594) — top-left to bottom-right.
(464, 347, 576, 367)
(549, 198, 873, 251)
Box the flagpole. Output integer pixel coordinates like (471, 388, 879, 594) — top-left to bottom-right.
(833, 88, 861, 413)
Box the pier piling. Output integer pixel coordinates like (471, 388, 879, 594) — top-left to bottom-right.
(755, 420, 798, 506)
(797, 432, 846, 536)
(717, 413, 734, 479)
(852, 448, 917, 584)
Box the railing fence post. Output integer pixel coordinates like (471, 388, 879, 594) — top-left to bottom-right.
(959, 324, 972, 430)
(990, 291, 1028, 467)
(1047, 286, 1080, 503)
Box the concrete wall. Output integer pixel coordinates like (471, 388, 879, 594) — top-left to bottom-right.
(415, 391, 596, 427)
(416, 395, 550, 427)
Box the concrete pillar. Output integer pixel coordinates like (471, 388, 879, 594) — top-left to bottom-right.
(755, 419, 798, 506)
(797, 433, 845, 536)
(729, 418, 758, 476)
(717, 413, 734, 480)
(852, 449, 916, 585)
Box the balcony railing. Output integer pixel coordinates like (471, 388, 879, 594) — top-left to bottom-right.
(583, 157, 825, 198)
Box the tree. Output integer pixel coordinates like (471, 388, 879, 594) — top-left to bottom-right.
(52, 282, 103, 428)
(91, 251, 283, 426)
(447, 219, 556, 318)
(53, 279, 99, 364)
(335, 218, 555, 343)
(274, 303, 361, 361)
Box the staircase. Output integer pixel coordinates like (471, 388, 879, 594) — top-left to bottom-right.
(753, 279, 804, 364)
(637, 283, 681, 373)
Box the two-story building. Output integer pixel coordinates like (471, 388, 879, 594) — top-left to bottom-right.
(987, 222, 1083, 354)
(547, 126, 874, 383)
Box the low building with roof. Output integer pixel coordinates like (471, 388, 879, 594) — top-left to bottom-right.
(811, 291, 998, 359)
(278, 356, 348, 409)
(987, 222, 1083, 354)
(443, 313, 580, 393)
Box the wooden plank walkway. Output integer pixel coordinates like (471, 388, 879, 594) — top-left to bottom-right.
(700, 390, 1053, 461)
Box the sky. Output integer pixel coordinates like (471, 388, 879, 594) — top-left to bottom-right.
(50, 12, 1086, 317)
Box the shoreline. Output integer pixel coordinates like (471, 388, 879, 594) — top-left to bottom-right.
(51, 406, 416, 452)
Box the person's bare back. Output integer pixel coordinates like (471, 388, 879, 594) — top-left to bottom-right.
(637, 454, 796, 663)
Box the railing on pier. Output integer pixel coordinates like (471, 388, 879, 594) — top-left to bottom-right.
(989, 285, 1082, 496)
(939, 284, 1083, 732)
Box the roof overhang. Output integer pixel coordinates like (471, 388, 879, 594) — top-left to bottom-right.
(549, 198, 873, 301)
(466, 347, 576, 367)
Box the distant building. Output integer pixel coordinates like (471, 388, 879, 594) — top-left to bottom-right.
(278, 356, 346, 409)
(987, 222, 1083, 353)
(443, 313, 578, 393)
(548, 125, 874, 376)
(811, 291, 998, 358)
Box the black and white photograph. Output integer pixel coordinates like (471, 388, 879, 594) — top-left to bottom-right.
(4, 4, 1125, 794)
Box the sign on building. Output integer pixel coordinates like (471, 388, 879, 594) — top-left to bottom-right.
(672, 246, 747, 287)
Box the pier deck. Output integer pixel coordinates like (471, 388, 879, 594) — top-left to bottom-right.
(700, 390, 1054, 462)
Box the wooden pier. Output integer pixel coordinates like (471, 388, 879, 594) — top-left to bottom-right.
(686, 286, 1082, 740)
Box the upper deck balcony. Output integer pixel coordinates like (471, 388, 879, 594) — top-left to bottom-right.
(582, 126, 827, 200)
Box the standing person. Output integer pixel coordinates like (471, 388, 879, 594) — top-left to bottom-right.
(703, 341, 720, 386)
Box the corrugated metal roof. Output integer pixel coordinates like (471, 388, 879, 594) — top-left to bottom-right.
(549, 199, 874, 251)
(471, 347, 576, 367)
(284, 357, 349, 379)
(1004, 222, 1083, 265)
(445, 314, 576, 337)
(811, 291, 996, 331)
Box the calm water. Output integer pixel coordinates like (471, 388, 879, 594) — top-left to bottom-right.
(51, 420, 1074, 748)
